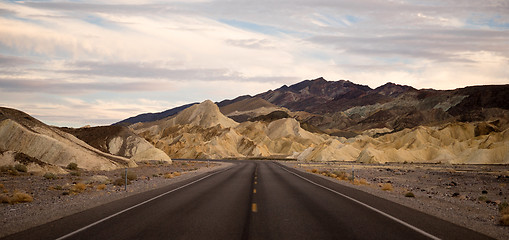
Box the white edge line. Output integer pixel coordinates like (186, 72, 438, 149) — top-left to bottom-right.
(278, 164, 441, 240)
(55, 167, 230, 240)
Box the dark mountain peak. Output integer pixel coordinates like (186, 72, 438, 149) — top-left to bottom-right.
(216, 95, 252, 107)
(113, 102, 197, 126)
(373, 82, 416, 96)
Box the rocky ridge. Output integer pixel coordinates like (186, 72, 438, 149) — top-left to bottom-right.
(59, 125, 171, 163)
(131, 100, 509, 164)
(0, 107, 137, 172)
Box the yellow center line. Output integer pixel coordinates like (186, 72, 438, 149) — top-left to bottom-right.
(253, 189, 257, 193)
(252, 203, 258, 213)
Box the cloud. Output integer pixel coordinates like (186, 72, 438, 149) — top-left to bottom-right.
(0, 54, 37, 67)
(0, 77, 174, 94)
(62, 61, 241, 81)
(0, 0, 508, 127)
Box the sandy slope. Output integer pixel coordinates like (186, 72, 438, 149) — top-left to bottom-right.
(0, 110, 136, 171)
(133, 100, 509, 164)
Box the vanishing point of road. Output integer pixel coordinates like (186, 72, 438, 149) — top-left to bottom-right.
(2, 161, 493, 240)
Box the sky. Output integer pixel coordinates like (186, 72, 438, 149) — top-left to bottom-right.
(1, 0, 508, 127)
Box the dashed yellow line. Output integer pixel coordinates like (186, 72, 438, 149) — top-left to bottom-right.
(253, 189, 257, 194)
(252, 203, 258, 212)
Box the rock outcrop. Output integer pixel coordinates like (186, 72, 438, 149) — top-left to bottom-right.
(0, 107, 137, 171)
(60, 125, 171, 163)
(132, 100, 325, 159)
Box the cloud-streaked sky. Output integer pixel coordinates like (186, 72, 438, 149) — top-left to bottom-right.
(1, 0, 508, 127)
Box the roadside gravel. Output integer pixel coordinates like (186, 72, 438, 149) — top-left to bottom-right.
(0, 160, 231, 238)
(283, 161, 509, 240)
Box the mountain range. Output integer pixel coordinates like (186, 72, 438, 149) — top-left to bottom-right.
(117, 77, 509, 136)
(1, 77, 508, 172)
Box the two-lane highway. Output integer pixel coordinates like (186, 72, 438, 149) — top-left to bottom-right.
(2, 161, 493, 240)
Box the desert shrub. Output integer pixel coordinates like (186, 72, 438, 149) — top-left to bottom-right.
(478, 196, 488, 202)
(173, 172, 181, 177)
(97, 184, 107, 190)
(10, 191, 33, 203)
(334, 171, 349, 181)
(0, 183, 4, 189)
(14, 164, 27, 173)
(311, 169, 318, 173)
(353, 178, 369, 185)
(67, 162, 78, 170)
(121, 171, 137, 181)
(381, 183, 393, 191)
(70, 171, 81, 176)
(499, 202, 509, 212)
(71, 183, 86, 193)
(1, 165, 18, 175)
(43, 172, 56, 180)
(113, 178, 129, 186)
(0, 165, 11, 172)
(500, 215, 509, 226)
(0, 194, 10, 204)
(405, 192, 415, 198)
(164, 173, 174, 179)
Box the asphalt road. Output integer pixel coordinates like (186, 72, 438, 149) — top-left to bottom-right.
(2, 161, 493, 240)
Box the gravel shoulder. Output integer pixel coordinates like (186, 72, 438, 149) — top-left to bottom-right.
(283, 161, 509, 240)
(0, 160, 231, 238)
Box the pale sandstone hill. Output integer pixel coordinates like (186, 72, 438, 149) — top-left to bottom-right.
(169, 100, 238, 128)
(0, 107, 137, 171)
(296, 121, 509, 164)
(133, 100, 508, 164)
(60, 126, 171, 163)
(133, 100, 327, 159)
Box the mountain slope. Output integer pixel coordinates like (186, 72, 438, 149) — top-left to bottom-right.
(132, 100, 325, 159)
(0, 107, 137, 171)
(114, 103, 197, 126)
(60, 125, 171, 163)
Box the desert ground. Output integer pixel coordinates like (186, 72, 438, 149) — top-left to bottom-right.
(1, 160, 508, 239)
(0, 160, 228, 238)
(284, 161, 509, 239)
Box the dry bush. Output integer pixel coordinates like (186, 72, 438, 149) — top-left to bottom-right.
(97, 184, 107, 190)
(122, 171, 137, 181)
(500, 215, 509, 226)
(353, 178, 369, 185)
(334, 171, 349, 181)
(499, 203, 509, 226)
(381, 183, 394, 191)
(11, 191, 33, 203)
(405, 192, 415, 198)
(113, 178, 129, 186)
(311, 169, 318, 173)
(14, 164, 27, 173)
(71, 183, 86, 193)
(0, 183, 4, 189)
(43, 172, 57, 180)
(164, 173, 174, 179)
(0, 194, 10, 204)
(173, 172, 181, 177)
(1, 165, 19, 175)
(67, 162, 78, 170)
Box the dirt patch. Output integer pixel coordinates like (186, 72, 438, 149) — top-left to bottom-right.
(0, 160, 230, 238)
(284, 161, 509, 240)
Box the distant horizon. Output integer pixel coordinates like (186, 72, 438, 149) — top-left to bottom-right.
(1, 1, 508, 127)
